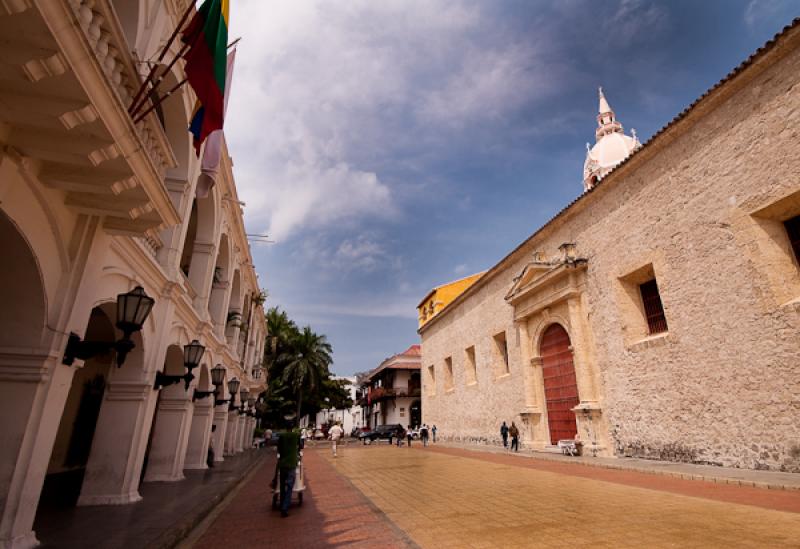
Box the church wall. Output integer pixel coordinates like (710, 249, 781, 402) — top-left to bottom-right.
(421, 31, 800, 471)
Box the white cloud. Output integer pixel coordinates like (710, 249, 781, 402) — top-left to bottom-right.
(226, 1, 567, 241)
(744, 0, 786, 28)
(454, 263, 469, 275)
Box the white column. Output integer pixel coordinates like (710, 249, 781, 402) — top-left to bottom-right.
(225, 412, 239, 455)
(188, 242, 215, 312)
(142, 384, 194, 482)
(235, 415, 246, 452)
(184, 397, 213, 470)
(212, 407, 228, 462)
(0, 352, 68, 549)
(79, 380, 157, 504)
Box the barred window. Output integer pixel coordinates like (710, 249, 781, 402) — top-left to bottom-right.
(640, 279, 668, 334)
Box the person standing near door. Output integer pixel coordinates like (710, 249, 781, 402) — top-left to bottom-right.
(500, 421, 509, 449)
(509, 422, 520, 452)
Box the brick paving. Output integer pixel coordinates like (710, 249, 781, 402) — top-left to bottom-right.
(191, 446, 415, 548)
(325, 445, 800, 548)
(429, 445, 800, 514)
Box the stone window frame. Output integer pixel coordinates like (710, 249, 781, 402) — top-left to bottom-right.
(616, 263, 670, 348)
(444, 356, 454, 393)
(464, 345, 478, 386)
(427, 364, 436, 397)
(492, 330, 510, 378)
(748, 190, 800, 309)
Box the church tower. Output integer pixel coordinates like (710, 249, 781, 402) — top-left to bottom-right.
(583, 88, 641, 191)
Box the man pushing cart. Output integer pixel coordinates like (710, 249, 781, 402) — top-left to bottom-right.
(271, 429, 306, 517)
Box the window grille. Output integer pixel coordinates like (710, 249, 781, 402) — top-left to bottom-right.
(640, 279, 668, 334)
(785, 215, 800, 265)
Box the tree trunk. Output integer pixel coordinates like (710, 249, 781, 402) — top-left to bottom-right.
(295, 386, 303, 428)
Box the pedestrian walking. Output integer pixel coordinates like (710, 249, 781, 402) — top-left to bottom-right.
(397, 426, 405, 447)
(406, 425, 413, 447)
(329, 421, 344, 457)
(432, 425, 438, 443)
(500, 421, 509, 449)
(420, 424, 429, 447)
(509, 422, 520, 452)
(272, 429, 301, 517)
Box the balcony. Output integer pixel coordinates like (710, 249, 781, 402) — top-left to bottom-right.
(0, 1, 179, 238)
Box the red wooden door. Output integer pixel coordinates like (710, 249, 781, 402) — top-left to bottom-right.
(540, 324, 579, 444)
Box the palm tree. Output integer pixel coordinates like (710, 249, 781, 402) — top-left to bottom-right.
(279, 326, 333, 425)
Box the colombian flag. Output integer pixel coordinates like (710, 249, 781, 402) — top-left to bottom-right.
(183, 0, 229, 154)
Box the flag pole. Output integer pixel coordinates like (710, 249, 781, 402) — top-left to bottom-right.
(129, 39, 194, 118)
(132, 78, 188, 124)
(128, 1, 196, 116)
(134, 39, 241, 124)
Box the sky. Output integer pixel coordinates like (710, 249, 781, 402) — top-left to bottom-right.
(223, 0, 799, 376)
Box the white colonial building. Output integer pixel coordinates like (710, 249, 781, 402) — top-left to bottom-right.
(0, 2, 266, 548)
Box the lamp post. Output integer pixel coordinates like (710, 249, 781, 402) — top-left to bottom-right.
(63, 286, 155, 368)
(194, 363, 226, 401)
(154, 339, 206, 390)
(227, 377, 241, 411)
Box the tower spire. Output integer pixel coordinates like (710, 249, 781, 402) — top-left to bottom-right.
(598, 86, 611, 114)
(595, 86, 622, 141)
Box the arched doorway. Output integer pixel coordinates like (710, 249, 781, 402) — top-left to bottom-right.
(540, 324, 579, 444)
(40, 308, 114, 507)
(409, 399, 421, 428)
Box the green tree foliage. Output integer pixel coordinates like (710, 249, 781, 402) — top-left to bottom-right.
(261, 307, 344, 427)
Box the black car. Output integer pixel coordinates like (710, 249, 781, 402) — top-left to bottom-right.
(358, 424, 403, 443)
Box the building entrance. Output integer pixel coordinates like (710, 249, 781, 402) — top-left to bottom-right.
(540, 324, 579, 444)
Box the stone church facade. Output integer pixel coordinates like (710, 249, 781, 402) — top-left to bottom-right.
(420, 19, 800, 472)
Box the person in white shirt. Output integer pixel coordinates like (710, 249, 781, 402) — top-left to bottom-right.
(329, 422, 344, 457)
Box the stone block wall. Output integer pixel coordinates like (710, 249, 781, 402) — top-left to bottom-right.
(421, 29, 800, 471)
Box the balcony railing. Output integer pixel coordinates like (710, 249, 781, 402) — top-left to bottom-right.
(69, 0, 176, 176)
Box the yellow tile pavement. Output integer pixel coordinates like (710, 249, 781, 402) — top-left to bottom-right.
(323, 446, 800, 548)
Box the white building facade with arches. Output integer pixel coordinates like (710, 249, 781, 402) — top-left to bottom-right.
(0, 2, 265, 548)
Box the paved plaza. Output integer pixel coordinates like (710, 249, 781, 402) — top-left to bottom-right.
(190, 444, 800, 548)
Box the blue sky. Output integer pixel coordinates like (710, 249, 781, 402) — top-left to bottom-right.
(224, 0, 798, 376)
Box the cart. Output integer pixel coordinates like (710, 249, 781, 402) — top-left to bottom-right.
(272, 450, 305, 508)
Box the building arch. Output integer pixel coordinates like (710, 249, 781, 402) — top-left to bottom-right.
(209, 232, 231, 333)
(40, 306, 116, 509)
(226, 270, 242, 345)
(0, 209, 47, 349)
(538, 323, 579, 445)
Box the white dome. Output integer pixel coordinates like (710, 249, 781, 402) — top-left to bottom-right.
(584, 132, 638, 176)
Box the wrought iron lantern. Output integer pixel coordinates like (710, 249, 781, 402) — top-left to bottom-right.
(63, 286, 155, 368)
(227, 377, 241, 411)
(183, 340, 205, 375)
(194, 364, 226, 402)
(155, 340, 206, 390)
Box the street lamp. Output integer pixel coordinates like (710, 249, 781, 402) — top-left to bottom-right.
(194, 363, 226, 402)
(154, 340, 206, 390)
(227, 377, 241, 411)
(63, 286, 155, 368)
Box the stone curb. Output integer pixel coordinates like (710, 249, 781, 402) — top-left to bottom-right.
(435, 442, 800, 492)
(149, 450, 269, 549)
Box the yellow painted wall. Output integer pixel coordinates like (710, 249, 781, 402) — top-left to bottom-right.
(417, 272, 485, 328)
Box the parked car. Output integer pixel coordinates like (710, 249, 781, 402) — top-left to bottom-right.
(358, 424, 403, 443)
